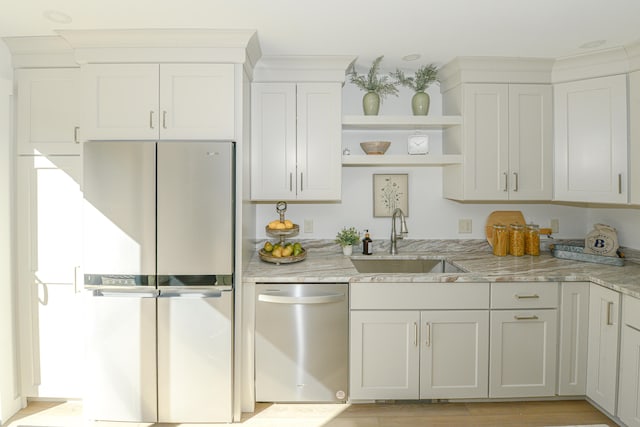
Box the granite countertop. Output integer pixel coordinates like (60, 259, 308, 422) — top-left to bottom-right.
(244, 239, 640, 299)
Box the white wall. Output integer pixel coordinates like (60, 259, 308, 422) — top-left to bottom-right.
(255, 79, 634, 247)
(0, 41, 21, 424)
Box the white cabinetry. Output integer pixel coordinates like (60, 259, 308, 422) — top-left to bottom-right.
(442, 83, 552, 201)
(350, 310, 420, 399)
(489, 282, 558, 398)
(587, 283, 621, 415)
(349, 282, 490, 400)
(82, 63, 235, 141)
(16, 156, 84, 398)
(630, 70, 640, 205)
(618, 294, 640, 426)
(557, 282, 590, 395)
(554, 74, 628, 203)
(251, 82, 342, 200)
(17, 68, 81, 155)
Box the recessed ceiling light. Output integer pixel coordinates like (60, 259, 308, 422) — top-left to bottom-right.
(402, 54, 421, 62)
(43, 9, 72, 24)
(579, 40, 606, 49)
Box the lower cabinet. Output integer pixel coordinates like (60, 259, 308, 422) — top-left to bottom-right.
(489, 309, 557, 397)
(618, 294, 640, 426)
(349, 282, 490, 401)
(587, 283, 621, 416)
(419, 310, 489, 399)
(489, 282, 558, 398)
(349, 309, 489, 400)
(557, 282, 590, 395)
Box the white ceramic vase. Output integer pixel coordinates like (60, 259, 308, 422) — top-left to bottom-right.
(342, 245, 353, 256)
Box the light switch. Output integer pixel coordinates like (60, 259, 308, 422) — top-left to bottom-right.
(550, 219, 559, 233)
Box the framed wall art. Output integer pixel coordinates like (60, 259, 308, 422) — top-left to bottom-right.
(373, 173, 408, 217)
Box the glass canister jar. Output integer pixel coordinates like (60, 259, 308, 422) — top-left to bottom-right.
(525, 224, 540, 256)
(492, 224, 508, 257)
(509, 223, 525, 256)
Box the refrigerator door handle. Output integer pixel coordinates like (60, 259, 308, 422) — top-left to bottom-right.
(258, 292, 345, 305)
(159, 289, 227, 298)
(93, 289, 160, 298)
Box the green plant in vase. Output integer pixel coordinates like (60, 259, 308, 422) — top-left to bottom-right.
(348, 56, 398, 115)
(392, 64, 439, 115)
(335, 226, 360, 255)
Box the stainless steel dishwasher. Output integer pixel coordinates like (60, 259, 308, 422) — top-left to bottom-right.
(255, 283, 348, 402)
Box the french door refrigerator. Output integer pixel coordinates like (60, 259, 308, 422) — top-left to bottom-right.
(82, 141, 234, 423)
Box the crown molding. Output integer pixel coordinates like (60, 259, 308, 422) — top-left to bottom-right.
(2, 36, 78, 68)
(552, 47, 630, 83)
(253, 55, 356, 82)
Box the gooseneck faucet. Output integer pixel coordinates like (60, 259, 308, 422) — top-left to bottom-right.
(390, 208, 409, 255)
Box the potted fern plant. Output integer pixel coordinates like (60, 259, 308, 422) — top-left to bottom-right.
(348, 56, 398, 115)
(392, 64, 439, 115)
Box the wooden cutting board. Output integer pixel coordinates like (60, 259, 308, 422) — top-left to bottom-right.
(485, 211, 526, 247)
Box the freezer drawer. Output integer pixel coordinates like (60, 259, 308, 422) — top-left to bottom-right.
(255, 283, 348, 402)
(84, 293, 157, 422)
(157, 290, 233, 422)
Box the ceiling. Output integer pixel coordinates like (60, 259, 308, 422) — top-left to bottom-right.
(2, 0, 640, 71)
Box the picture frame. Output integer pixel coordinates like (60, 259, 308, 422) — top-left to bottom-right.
(373, 174, 409, 217)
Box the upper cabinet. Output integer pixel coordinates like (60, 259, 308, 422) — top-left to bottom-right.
(81, 63, 235, 141)
(630, 70, 640, 205)
(554, 74, 628, 204)
(442, 83, 552, 201)
(250, 55, 354, 201)
(251, 82, 342, 200)
(17, 68, 81, 155)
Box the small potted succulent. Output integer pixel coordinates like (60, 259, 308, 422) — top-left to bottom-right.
(348, 56, 398, 115)
(392, 64, 439, 115)
(335, 226, 360, 256)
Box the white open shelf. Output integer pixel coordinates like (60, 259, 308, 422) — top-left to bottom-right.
(341, 154, 463, 166)
(342, 115, 462, 130)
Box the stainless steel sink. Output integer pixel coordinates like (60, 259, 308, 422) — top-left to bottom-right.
(350, 258, 465, 274)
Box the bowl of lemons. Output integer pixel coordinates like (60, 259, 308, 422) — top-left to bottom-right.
(259, 241, 306, 264)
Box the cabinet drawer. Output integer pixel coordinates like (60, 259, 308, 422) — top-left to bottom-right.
(350, 282, 490, 310)
(623, 294, 640, 330)
(491, 282, 558, 309)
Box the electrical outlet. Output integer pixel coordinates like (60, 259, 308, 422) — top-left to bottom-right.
(304, 219, 313, 233)
(458, 219, 472, 233)
(550, 219, 560, 233)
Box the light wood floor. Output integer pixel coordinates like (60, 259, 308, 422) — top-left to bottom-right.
(2, 399, 618, 427)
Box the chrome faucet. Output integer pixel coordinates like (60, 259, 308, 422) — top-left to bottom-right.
(390, 208, 408, 255)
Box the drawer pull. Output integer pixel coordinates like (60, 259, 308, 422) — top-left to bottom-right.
(515, 294, 540, 299)
(514, 315, 539, 320)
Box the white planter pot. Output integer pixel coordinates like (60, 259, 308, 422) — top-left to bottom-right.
(342, 245, 353, 256)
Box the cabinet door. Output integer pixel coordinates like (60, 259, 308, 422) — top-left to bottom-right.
(557, 282, 590, 395)
(350, 310, 419, 400)
(461, 84, 509, 200)
(489, 309, 557, 398)
(81, 63, 159, 140)
(619, 295, 640, 427)
(16, 156, 84, 398)
(630, 71, 640, 205)
(159, 64, 234, 140)
(250, 83, 297, 200)
(554, 75, 628, 203)
(296, 83, 342, 200)
(17, 68, 81, 155)
(419, 310, 489, 399)
(508, 84, 553, 201)
(587, 283, 621, 415)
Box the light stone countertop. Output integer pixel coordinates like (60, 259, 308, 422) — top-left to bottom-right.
(243, 239, 640, 299)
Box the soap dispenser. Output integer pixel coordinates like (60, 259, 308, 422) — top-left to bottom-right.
(362, 230, 373, 255)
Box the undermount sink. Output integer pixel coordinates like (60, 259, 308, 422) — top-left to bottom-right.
(350, 258, 466, 274)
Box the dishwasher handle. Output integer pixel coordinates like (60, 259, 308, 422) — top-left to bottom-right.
(258, 292, 345, 305)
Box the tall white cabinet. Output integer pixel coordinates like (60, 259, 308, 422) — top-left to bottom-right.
(81, 63, 235, 141)
(251, 82, 342, 200)
(440, 59, 553, 201)
(587, 283, 621, 415)
(554, 74, 628, 204)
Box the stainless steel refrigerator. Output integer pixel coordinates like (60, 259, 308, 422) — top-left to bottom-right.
(82, 141, 234, 423)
